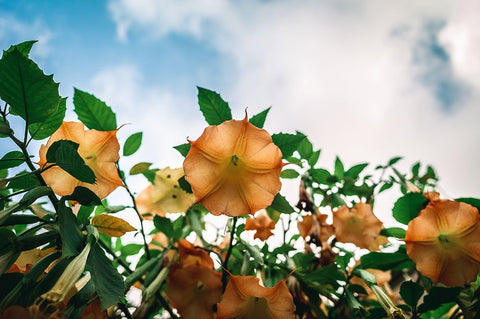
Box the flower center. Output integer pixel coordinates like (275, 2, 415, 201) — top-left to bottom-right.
(231, 155, 239, 166)
(438, 233, 456, 248)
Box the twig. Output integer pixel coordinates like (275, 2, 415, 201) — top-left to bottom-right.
(117, 302, 134, 319)
(222, 217, 238, 289)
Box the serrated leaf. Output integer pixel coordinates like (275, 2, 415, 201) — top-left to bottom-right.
(249, 107, 271, 128)
(173, 143, 191, 157)
(345, 163, 368, 179)
(0, 151, 24, 170)
(28, 97, 66, 140)
(87, 242, 124, 310)
(91, 214, 136, 237)
(46, 140, 96, 184)
(0, 48, 60, 124)
(392, 193, 428, 225)
(268, 193, 295, 214)
(73, 88, 117, 131)
(4, 40, 37, 57)
(280, 169, 299, 179)
(271, 132, 306, 158)
(129, 162, 152, 175)
(197, 87, 232, 125)
(123, 132, 142, 156)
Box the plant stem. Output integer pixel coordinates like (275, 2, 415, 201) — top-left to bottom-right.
(222, 216, 238, 289)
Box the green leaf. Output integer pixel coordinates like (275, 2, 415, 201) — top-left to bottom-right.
(303, 264, 345, 287)
(378, 182, 393, 193)
(6, 170, 40, 190)
(345, 163, 368, 179)
(4, 40, 37, 57)
(456, 197, 480, 211)
(380, 227, 406, 238)
(268, 193, 295, 214)
(173, 143, 191, 157)
(334, 156, 344, 179)
(28, 97, 66, 140)
(87, 242, 124, 310)
(392, 193, 428, 225)
(153, 215, 174, 238)
(271, 132, 306, 158)
(46, 140, 96, 184)
(309, 168, 333, 185)
(400, 280, 424, 309)
(57, 203, 84, 256)
(0, 186, 51, 224)
(418, 287, 462, 313)
(73, 88, 117, 131)
(63, 186, 102, 206)
(249, 107, 271, 128)
(360, 251, 413, 271)
(178, 175, 192, 193)
(129, 162, 152, 175)
(388, 156, 403, 166)
(353, 268, 377, 286)
(0, 151, 24, 170)
(0, 48, 60, 124)
(280, 169, 299, 179)
(197, 87, 232, 125)
(345, 289, 368, 317)
(77, 205, 95, 225)
(123, 132, 142, 156)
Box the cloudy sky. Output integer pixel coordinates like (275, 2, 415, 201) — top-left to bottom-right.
(1, 0, 479, 223)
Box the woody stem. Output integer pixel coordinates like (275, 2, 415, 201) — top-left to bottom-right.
(222, 216, 238, 289)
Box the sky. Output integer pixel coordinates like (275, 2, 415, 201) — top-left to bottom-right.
(1, 0, 479, 225)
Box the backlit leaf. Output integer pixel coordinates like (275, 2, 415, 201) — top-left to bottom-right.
(197, 86, 232, 125)
(123, 132, 142, 156)
(91, 214, 136, 237)
(392, 193, 428, 225)
(271, 132, 306, 158)
(249, 107, 271, 128)
(29, 97, 66, 140)
(73, 88, 117, 131)
(0, 151, 24, 170)
(173, 143, 191, 157)
(129, 162, 152, 175)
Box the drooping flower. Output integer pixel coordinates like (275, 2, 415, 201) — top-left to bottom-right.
(332, 203, 385, 250)
(245, 210, 275, 241)
(183, 114, 284, 217)
(177, 239, 214, 268)
(135, 167, 195, 218)
(38, 121, 123, 199)
(217, 273, 296, 319)
(404, 197, 480, 286)
(297, 213, 334, 246)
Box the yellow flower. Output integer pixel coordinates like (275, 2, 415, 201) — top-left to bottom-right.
(135, 167, 195, 218)
(183, 114, 284, 217)
(404, 197, 480, 286)
(332, 203, 384, 250)
(245, 210, 276, 241)
(217, 273, 295, 319)
(38, 121, 123, 199)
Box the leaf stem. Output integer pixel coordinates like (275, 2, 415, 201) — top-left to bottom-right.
(222, 216, 238, 289)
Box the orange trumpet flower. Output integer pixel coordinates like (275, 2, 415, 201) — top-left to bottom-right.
(404, 196, 480, 286)
(183, 114, 284, 217)
(245, 210, 276, 241)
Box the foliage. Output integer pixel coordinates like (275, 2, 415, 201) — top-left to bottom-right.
(0, 41, 479, 319)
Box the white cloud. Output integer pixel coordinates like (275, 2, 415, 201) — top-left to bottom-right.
(106, 0, 479, 222)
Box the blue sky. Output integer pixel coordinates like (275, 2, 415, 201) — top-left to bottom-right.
(1, 0, 479, 223)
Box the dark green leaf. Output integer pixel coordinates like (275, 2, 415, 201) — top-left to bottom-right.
(400, 280, 424, 308)
(388, 156, 403, 166)
(280, 169, 299, 179)
(73, 88, 117, 131)
(4, 41, 37, 57)
(0, 48, 60, 124)
(418, 287, 462, 313)
(334, 156, 344, 179)
(335, 251, 353, 270)
(46, 140, 96, 184)
(345, 163, 368, 179)
(303, 264, 345, 287)
(0, 151, 24, 170)
(0, 186, 51, 224)
(411, 162, 420, 177)
(309, 168, 333, 185)
(178, 175, 192, 193)
(197, 86, 232, 125)
(249, 107, 271, 128)
(6, 170, 40, 191)
(129, 162, 152, 175)
(57, 203, 84, 256)
(142, 169, 158, 184)
(268, 193, 295, 214)
(28, 97, 66, 140)
(272, 132, 306, 158)
(87, 242, 124, 310)
(360, 251, 413, 271)
(153, 215, 174, 238)
(173, 143, 191, 157)
(77, 205, 95, 225)
(456, 197, 480, 211)
(63, 186, 102, 206)
(380, 227, 406, 238)
(345, 289, 368, 317)
(392, 193, 428, 225)
(123, 132, 142, 156)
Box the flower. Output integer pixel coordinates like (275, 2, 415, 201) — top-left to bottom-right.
(183, 114, 284, 217)
(297, 213, 334, 246)
(176, 239, 214, 268)
(404, 197, 480, 286)
(217, 273, 296, 319)
(38, 121, 123, 199)
(332, 203, 385, 250)
(245, 210, 275, 241)
(135, 167, 195, 218)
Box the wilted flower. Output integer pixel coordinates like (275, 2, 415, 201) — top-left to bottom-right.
(332, 203, 384, 250)
(217, 273, 295, 319)
(245, 210, 275, 241)
(38, 121, 123, 199)
(183, 114, 284, 217)
(404, 196, 480, 286)
(136, 167, 195, 218)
